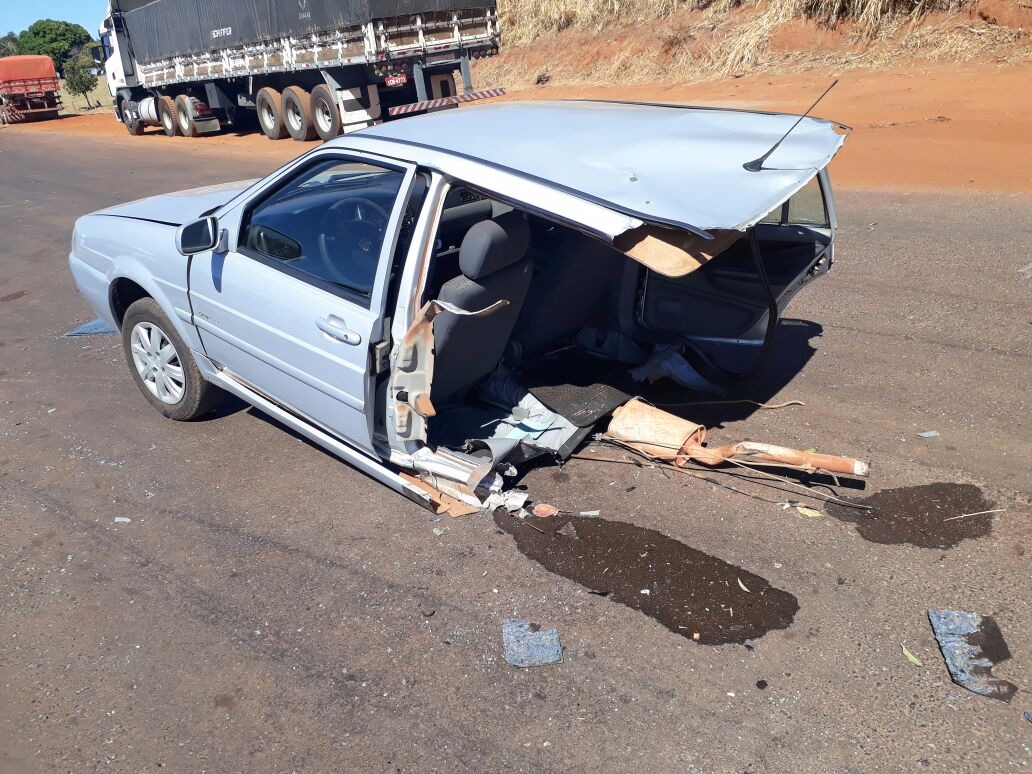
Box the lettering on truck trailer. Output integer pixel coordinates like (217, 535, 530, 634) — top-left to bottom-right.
(211, 27, 233, 39)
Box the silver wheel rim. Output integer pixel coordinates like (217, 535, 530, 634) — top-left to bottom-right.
(315, 100, 333, 134)
(130, 322, 185, 405)
(178, 106, 190, 132)
(286, 101, 302, 132)
(163, 110, 173, 132)
(261, 100, 276, 129)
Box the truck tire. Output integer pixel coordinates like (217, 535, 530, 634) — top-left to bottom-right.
(310, 84, 341, 141)
(158, 95, 181, 137)
(121, 298, 225, 421)
(174, 95, 199, 138)
(256, 87, 287, 140)
(121, 99, 145, 135)
(282, 86, 316, 141)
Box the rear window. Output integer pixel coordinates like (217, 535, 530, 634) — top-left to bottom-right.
(760, 176, 828, 227)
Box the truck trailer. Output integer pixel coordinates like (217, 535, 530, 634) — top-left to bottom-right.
(0, 55, 62, 125)
(94, 0, 502, 141)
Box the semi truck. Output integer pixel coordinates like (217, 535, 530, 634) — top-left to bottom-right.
(93, 0, 502, 141)
(0, 55, 62, 125)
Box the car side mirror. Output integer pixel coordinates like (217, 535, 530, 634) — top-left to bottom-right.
(176, 216, 224, 256)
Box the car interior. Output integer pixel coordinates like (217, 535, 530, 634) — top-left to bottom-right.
(414, 179, 833, 463)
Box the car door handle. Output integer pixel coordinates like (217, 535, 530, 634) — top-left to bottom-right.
(316, 316, 362, 345)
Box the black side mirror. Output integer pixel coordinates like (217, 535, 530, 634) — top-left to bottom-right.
(90, 45, 104, 68)
(176, 216, 222, 256)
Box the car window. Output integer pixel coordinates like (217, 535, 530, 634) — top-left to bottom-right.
(243, 158, 406, 305)
(758, 176, 828, 228)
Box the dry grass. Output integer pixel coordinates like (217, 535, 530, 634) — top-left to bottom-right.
(483, 0, 1029, 86)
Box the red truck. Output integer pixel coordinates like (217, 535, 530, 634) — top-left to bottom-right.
(0, 55, 63, 124)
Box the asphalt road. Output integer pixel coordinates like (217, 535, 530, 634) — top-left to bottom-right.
(1, 129, 1030, 772)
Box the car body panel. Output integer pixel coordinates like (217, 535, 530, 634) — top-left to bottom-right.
(96, 179, 258, 225)
(353, 100, 847, 234)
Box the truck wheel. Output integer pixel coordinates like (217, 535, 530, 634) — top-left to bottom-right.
(121, 298, 225, 421)
(282, 86, 316, 141)
(158, 95, 181, 137)
(310, 84, 341, 141)
(120, 99, 145, 135)
(174, 95, 199, 138)
(256, 87, 287, 140)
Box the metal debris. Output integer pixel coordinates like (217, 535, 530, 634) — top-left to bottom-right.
(928, 610, 1018, 702)
(64, 319, 117, 337)
(502, 620, 563, 668)
(113, 516, 132, 524)
(917, 431, 941, 438)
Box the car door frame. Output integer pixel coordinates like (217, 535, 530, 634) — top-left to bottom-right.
(194, 147, 420, 454)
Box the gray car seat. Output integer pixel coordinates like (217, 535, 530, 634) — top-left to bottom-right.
(514, 219, 624, 356)
(430, 211, 532, 405)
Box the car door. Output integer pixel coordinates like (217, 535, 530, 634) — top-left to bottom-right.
(189, 152, 416, 455)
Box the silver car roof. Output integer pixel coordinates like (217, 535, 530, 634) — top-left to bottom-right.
(343, 100, 848, 235)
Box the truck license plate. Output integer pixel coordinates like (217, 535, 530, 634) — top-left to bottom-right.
(384, 73, 407, 88)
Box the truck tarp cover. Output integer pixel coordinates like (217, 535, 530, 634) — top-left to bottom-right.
(118, 0, 496, 64)
(0, 55, 58, 84)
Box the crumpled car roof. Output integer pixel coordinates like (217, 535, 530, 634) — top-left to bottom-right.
(357, 100, 848, 235)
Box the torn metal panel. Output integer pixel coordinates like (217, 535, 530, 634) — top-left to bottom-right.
(928, 610, 1018, 702)
(614, 227, 742, 278)
(390, 297, 508, 445)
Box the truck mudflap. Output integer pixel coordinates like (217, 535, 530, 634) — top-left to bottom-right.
(387, 88, 505, 116)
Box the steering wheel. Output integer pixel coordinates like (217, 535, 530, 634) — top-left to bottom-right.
(317, 197, 391, 293)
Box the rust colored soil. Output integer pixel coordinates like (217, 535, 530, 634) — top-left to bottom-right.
(495, 511, 799, 645)
(827, 483, 995, 549)
(3, 62, 1029, 192)
(496, 63, 1032, 193)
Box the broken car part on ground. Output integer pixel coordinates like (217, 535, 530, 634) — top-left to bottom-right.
(69, 100, 858, 515)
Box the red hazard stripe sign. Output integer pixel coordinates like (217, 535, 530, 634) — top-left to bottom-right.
(387, 88, 506, 117)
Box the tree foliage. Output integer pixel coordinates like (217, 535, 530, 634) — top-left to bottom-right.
(0, 31, 18, 57)
(16, 19, 91, 71)
(64, 49, 99, 108)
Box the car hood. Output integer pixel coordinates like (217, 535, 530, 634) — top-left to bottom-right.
(95, 179, 258, 226)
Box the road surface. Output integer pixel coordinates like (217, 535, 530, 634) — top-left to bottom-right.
(1, 129, 1029, 772)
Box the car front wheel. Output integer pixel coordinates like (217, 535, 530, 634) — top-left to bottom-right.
(121, 298, 224, 420)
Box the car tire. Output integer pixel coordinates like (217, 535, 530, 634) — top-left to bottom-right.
(310, 84, 341, 141)
(282, 85, 317, 141)
(174, 95, 199, 138)
(121, 298, 225, 421)
(256, 87, 287, 140)
(158, 95, 180, 137)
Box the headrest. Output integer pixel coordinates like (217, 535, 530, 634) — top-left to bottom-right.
(459, 211, 530, 280)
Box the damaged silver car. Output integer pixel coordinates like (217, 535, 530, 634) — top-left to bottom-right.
(68, 100, 849, 512)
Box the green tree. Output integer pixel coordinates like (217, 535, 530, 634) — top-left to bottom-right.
(0, 31, 18, 56)
(17, 19, 91, 71)
(64, 49, 99, 109)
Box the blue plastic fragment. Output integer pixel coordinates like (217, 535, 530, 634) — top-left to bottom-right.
(927, 610, 1017, 703)
(502, 619, 563, 668)
(65, 319, 117, 337)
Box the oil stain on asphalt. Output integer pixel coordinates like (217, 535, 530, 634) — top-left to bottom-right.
(495, 512, 799, 645)
(826, 483, 994, 549)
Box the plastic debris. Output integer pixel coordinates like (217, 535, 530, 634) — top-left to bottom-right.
(928, 610, 1018, 702)
(737, 578, 751, 593)
(795, 506, 823, 519)
(557, 522, 579, 540)
(502, 620, 563, 668)
(579, 510, 600, 517)
(532, 503, 560, 518)
(1024, 711, 1032, 724)
(917, 431, 941, 438)
(432, 527, 445, 537)
(113, 516, 132, 524)
(901, 643, 924, 667)
(64, 319, 117, 337)
(629, 349, 725, 394)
